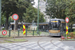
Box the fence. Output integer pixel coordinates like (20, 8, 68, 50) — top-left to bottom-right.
(0, 30, 49, 37)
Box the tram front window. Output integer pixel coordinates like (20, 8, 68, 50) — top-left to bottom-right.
(49, 20, 60, 30)
(52, 24, 59, 30)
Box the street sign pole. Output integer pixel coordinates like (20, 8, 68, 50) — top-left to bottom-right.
(65, 17, 69, 40)
(0, 0, 1, 30)
(14, 20, 16, 40)
(12, 14, 19, 41)
(66, 23, 67, 39)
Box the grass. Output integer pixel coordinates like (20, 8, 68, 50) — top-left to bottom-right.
(72, 32, 75, 34)
(61, 38, 75, 41)
(27, 31, 40, 36)
(8, 39, 27, 42)
(0, 35, 9, 38)
(67, 39, 75, 40)
(5, 39, 28, 43)
(5, 40, 13, 43)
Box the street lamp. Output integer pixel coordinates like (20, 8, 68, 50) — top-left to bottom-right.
(37, 0, 39, 34)
(0, 0, 1, 30)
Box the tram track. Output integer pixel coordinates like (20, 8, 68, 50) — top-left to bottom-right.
(0, 45, 10, 50)
(50, 39, 63, 49)
(37, 38, 63, 50)
(37, 39, 45, 50)
(0, 43, 33, 50)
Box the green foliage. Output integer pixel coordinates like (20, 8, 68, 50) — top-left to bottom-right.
(2, 0, 28, 29)
(2, 0, 36, 29)
(46, 0, 67, 19)
(23, 6, 45, 23)
(46, 0, 75, 24)
(44, 0, 46, 1)
(2, 28, 5, 30)
(1, 12, 6, 24)
(9, 16, 14, 22)
(65, 0, 75, 24)
(20, 27, 23, 30)
(27, 28, 30, 30)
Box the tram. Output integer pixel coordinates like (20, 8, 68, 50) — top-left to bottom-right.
(48, 18, 66, 36)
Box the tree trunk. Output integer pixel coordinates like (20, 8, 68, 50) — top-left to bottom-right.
(14, 20, 18, 30)
(5, 16, 9, 30)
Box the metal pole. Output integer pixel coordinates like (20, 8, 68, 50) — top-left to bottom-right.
(37, 0, 39, 34)
(66, 23, 67, 39)
(66, 0, 67, 40)
(14, 20, 16, 40)
(0, 0, 1, 30)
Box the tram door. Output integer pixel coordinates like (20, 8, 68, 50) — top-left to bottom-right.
(60, 23, 66, 35)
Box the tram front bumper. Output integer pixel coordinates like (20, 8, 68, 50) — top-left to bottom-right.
(49, 33, 61, 36)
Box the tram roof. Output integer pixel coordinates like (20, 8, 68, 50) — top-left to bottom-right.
(10, 22, 48, 25)
(50, 18, 65, 22)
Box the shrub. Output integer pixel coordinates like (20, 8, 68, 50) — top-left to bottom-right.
(2, 28, 5, 30)
(20, 27, 23, 30)
(27, 28, 30, 30)
(70, 32, 74, 38)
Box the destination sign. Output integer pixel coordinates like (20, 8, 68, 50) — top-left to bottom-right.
(51, 21, 58, 22)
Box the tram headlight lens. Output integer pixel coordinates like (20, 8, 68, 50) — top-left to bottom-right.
(58, 30, 60, 32)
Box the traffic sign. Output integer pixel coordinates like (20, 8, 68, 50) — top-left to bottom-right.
(23, 25, 26, 35)
(66, 26, 68, 35)
(65, 17, 69, 23)
(2, 30, 7, 36)
(12, 14, 19, 20)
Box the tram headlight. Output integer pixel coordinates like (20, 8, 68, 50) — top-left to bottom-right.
(58, 30, 60, 32)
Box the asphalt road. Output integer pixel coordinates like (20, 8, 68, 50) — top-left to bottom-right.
(24, 36, 60, 42)
(0, 37, 75, 50)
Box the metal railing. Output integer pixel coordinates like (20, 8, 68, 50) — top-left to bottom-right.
(0, 30, 49, 37)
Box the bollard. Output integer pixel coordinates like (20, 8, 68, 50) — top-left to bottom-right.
(39, 31, 40, 36)
(18, 29, 20, 37)
(9, 30, 11, 37)
(33, 30, 34, 36)
(18, 30, 19, 37)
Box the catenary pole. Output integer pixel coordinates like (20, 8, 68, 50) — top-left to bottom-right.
(0, 0, 1, 30)
(37, 0, 39, 34)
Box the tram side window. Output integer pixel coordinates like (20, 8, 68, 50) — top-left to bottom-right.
(48, 23, 52, 30)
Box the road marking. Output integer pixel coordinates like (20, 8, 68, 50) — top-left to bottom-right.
(53, 41, 61, 45)
(0, 41, 75, 50)
(39, 42, 50, 46)
(57, 43, 64, 47)
(52, 41, 75, 50)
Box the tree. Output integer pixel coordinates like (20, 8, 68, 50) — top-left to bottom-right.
(1, 12, 6, 25)
(46, 0, 75, 25)
(23, 6, 45, 23)
(65, 0, 75, 24)
(46, 0, 68, 19)
(2, 0, 31, 30)
(2, 0, 45, 30)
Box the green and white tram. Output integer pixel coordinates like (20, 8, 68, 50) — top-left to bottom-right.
(48, 18, 66, 36)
